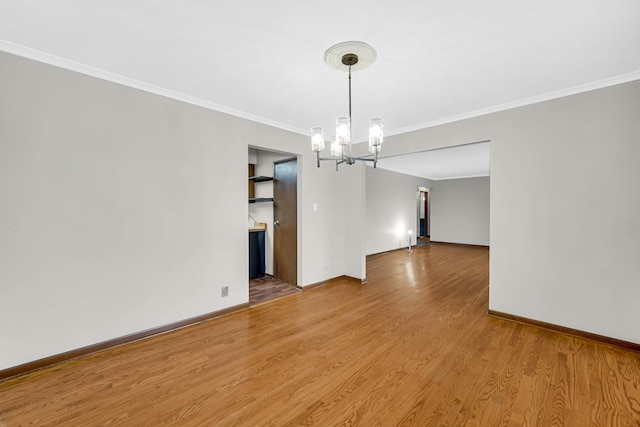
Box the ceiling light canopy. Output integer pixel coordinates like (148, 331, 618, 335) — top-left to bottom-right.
(311, 41, 383, 170)
(324, 41, 377, 72)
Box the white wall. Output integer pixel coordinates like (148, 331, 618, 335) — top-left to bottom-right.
(0, 51, 365, 370)
(430, 176, 490, 246)
(379, 79, 640, 344)
(365, 167, 434, 255)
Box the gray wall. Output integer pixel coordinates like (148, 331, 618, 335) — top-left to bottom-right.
(489, 81, 640, 342)
(0, 52, 242, 368)
(0, 51, 366, 370)
(365, 167, 434, 255)
(381, 79, 640, 344)
(365, 168, 489, 254)
(430, 176, 490, 246)
(2, 48, 639, 371)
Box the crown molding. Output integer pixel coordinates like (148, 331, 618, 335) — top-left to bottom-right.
(386, 69, 640, 138)
(0, 41, 309, 137)
(2, 40, 638, 141)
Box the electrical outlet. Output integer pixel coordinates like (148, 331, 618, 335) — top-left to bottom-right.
(221, 286, 229, 297)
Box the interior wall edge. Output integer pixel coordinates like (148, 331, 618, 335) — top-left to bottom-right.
(487, 310, 640, 352)
(0, 303, 251, 383)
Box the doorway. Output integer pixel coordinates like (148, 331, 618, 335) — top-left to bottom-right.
(273, 157, 297, 286)
(248, 149, 299, 305)
(418, 187, 430, 246)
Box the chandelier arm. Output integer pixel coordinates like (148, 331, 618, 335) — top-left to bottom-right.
(351, 151, 379, 168)
(317, 154, 379, 171)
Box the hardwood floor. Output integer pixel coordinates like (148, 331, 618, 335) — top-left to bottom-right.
(1, 243, 640, 426)
(249, 275, 300, 305)
(417, 235, 430, 247)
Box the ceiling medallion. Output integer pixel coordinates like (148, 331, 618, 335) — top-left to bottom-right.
(323, 41, 377, 72)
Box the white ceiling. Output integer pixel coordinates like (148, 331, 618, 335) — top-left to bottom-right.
(1, 1, 639, 179)
(374, 141, 490, 181)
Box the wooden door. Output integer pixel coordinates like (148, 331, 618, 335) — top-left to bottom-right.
(248, 164, 255, 199)
(424, 191, 429, 237)
(273, 158, 297, 285)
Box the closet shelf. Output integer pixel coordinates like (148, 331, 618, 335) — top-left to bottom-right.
(248, 176, 273, 183)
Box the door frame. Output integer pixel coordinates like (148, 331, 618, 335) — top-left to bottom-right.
(417, 187, 430, 238)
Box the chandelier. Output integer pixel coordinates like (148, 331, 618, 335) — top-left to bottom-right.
(311, 41, 383, 170)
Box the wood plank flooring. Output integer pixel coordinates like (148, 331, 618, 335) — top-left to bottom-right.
(249, 275, 300, 305)
(2, 243, 640, 425)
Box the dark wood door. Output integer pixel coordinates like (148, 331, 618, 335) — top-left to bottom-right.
(248, 164, 255, 199)
(273, 158, 297, 285)
(424, 191, 429, 237)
